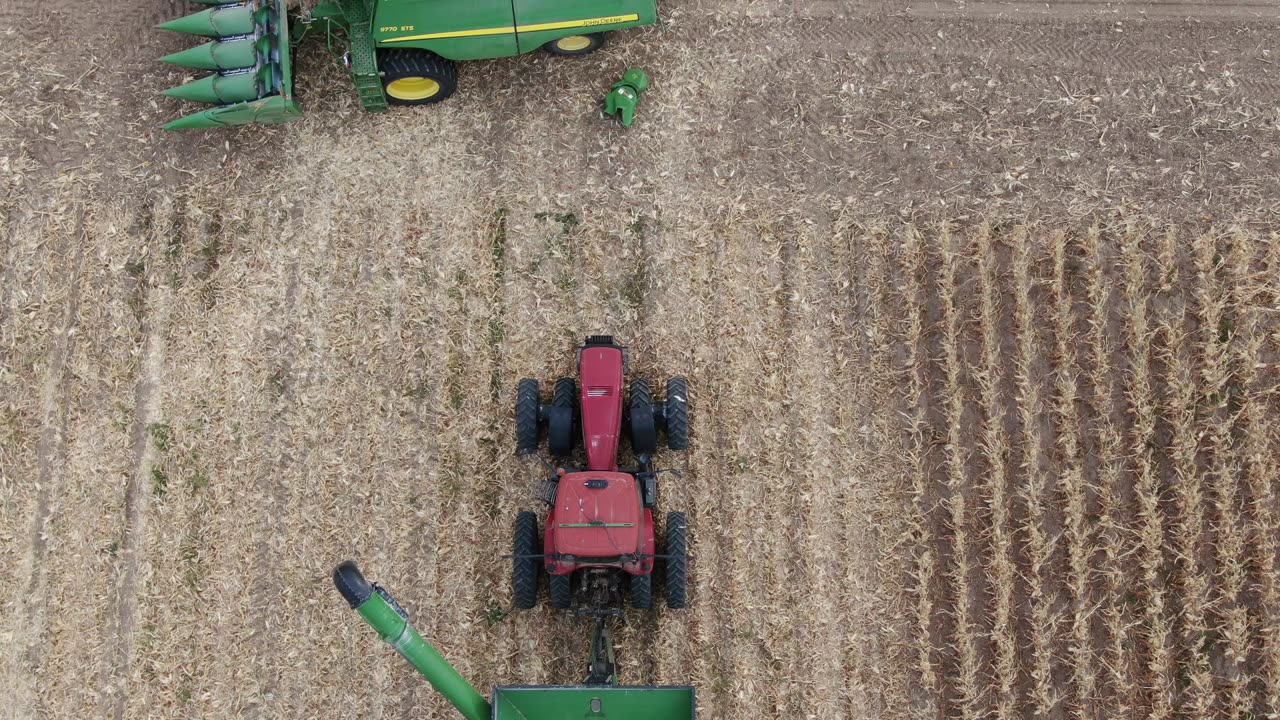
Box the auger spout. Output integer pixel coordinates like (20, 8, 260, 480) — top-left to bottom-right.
(333, 562, 491, 720)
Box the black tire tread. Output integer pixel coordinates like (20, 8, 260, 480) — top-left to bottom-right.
(665, 511, 688, 609)
(665, 377, 689, 451)
(630, 572, 653, 609)
(512, 511, 539, 609)
(549, 572, 572, 609)
(516, 379, 540, 454)
(629, 378, 657, 454)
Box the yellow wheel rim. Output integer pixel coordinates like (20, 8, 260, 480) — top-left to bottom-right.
(556, 35, 593, 52)
(386, 77, 440, 101)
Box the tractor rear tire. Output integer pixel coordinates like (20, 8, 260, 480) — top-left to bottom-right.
(379, 49, 458, 106)
(512, 511, 540, 610)
(630, 572, 653, 610)
(665, 377, 689, 451)
(548, 377, 577, 457)
(665, 512, 688, 609)
(542, 32, 606, 57)
(516, 379, 541, 455)
(629, 379, 657, 454)
(549, 572, 573, 609)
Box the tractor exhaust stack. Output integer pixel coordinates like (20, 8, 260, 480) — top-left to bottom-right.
(333, 562, 491, 720)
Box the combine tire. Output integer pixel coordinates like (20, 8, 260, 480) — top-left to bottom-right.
(515, 379, 541, 455)
(549, 572, 573, 609)
(665, 377, 689, 451)
(630, 572, 653, 610)
(379, 49, 458, 106)
(548, 377, 576, 457)
(512, 512, 540, 609)
(542, 32, 606, 57)
(630, 379, 657, 454)
(665, 512, 688, 609)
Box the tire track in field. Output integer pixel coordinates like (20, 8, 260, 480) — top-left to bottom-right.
(104, 201, 169, 720)
(899, 225, 947, 718)
(785, 217, 865, 719)
(241, 217, 309, 720)
(658, 209, 736, 719)
(835, 220, 908, 718)
(5, 204, 84, 720)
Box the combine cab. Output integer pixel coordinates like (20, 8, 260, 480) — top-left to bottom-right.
(158, 0, 658, 129)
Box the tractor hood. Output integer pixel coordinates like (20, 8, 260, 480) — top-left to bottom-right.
(551, 472, 642, 557)
(578, 344, 624, 471)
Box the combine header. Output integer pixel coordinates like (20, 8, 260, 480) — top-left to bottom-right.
(158, 0, 658, 129)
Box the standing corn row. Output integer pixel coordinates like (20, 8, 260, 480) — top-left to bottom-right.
(975, 225, 1020, 720)
(1011, 232, 1060, 717)
(938, 228, 984, 717)
(1120, 229, 1175, 718)
(1155, 229, 1214, 718)
(1083, 227, 1137, 714)
(900, 226, 939, 717)
(1239, 235, 1280, 715)
(1198, 232, 1252, 716)
(1049, 230, 1096, 716)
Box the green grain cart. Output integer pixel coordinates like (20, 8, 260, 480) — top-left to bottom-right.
(158, 0, 658, 129)
(335, 562, 696, 719)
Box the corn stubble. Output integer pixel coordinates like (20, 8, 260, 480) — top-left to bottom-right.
(894, 224, 1280, 718)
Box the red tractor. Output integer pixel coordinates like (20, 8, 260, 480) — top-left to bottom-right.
(512, 336, 688, 617)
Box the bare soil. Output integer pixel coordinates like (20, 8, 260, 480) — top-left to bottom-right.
(2, 0, 1279, 718)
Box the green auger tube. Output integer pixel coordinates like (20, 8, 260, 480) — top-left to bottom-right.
(334, 562, 491, 720)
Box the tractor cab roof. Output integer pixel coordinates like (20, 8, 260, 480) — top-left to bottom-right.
(552, 471, 643, 558)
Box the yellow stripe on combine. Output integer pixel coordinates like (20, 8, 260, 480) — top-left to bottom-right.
(383, 26, 514, 42)
(383, 13, 640, 43)
(515, 13, 639, 32)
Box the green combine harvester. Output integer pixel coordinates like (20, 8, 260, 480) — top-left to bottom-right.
(158, 0, 658, 129)
(335, 562, 696, 720)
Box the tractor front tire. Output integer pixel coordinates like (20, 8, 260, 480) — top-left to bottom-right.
(549, 572, 573, 609)
(542, 32, 606, 57)
(516, 379, 541, 455)
(379, 49, 458, 106)
(630, 379, 658, 454)
(665, 512, 688, 609)
(548, 377, 577, 457)
(512, 511, 540, 610)
(630, 572, 653, 610)
(665, 377, 689, 451)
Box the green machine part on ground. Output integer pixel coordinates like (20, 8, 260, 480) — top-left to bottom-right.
(334, 561, 696, 720)
(158, 0, 658, 129)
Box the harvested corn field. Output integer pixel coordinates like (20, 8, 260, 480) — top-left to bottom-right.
(4, 0, 1280, 717)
